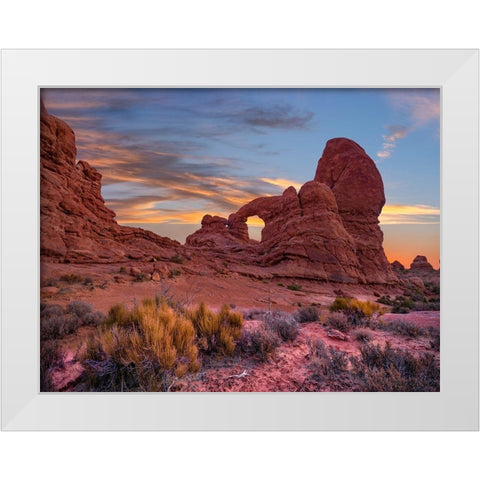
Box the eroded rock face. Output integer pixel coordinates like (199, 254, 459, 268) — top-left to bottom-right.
(314, 138, 396, 283)
(40, 100, 180, 263)
(187, 182, 366, 283)
(185, 215, 242, 248)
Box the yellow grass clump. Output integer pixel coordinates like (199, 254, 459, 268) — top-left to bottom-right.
(83, 298, 243, 391)
(329, 297, 383, 317)
(188, 302, 243, 355)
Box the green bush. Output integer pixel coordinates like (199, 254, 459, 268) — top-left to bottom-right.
(287, 283, 302, 291)
(377, 295, 393, 306)
(425, 282, 440, 295)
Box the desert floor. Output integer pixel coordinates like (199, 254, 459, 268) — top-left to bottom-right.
(41, 262, 440, 392)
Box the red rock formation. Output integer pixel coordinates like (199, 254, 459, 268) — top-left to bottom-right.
(391, 260, 406, 271)
(314, 138, 396, 283)
(185, 215, 242, 248)
(187, 182, 366, 283)
(187, 138, 397, 284)
(40, 100, 180, 263)
(409, 255, 435, 272)
(41, 104, 397, 285)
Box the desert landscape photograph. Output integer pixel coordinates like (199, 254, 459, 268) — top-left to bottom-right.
(39, 87, 440, 392)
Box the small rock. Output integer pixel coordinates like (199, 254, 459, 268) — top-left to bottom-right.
(41, 286, 60, 296)
(408, 276, 425, 289)
(327, 329, 349, 341)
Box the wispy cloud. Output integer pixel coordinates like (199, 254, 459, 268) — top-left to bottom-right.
(42, 89, 315, 229)
(380, 204, 440, 225)
(388, 90, 440, 127)
(377, 125, 410, 159)
(377, 90, 440, 160)
(238, 106, 313, 130)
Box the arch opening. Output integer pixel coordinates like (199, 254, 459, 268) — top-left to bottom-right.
(246, 215, 265, 242)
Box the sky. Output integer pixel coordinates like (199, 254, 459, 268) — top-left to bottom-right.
(42, 88, 440, 269)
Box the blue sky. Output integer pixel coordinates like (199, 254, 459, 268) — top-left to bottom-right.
(42, 88, 440, 268)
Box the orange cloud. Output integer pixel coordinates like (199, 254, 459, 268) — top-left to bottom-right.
(380, 204, 440, 225)
(260, 177, 302, 191)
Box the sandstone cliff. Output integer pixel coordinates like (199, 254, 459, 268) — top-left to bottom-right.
(40, 100, 180, 263)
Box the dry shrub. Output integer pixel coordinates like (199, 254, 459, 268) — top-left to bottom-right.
(40, 301, 105, 341)
(378, 319, 426, 338)
(59, 273, 86, 284)
(238, 327, 280, 361)
(427, 326, 440, 351)
(83, 300, 201, 391)
(351, 342, 439, 392)
(352, 328, 373, 343)
(264, 311, 299, 341)
(330, 297, 382, 318)
(189, 302, 243, 356)
(326, 312, 350, 333)
(104, 303, 142, 328)
(295, 306, 320, 323)
(306, 338, 439, 392)
(307, 339, 349, 382)
(40, 339, 64, 392)
(328, 297, 383, 330)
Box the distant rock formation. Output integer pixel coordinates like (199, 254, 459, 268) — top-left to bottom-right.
(40, 100, 180, 263)
(391, 260, 406, 272)
(409, 255, 436, 273)
(187, 138, 397, 284)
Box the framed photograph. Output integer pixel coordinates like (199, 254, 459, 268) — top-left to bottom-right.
(1, 49, 478, 430)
